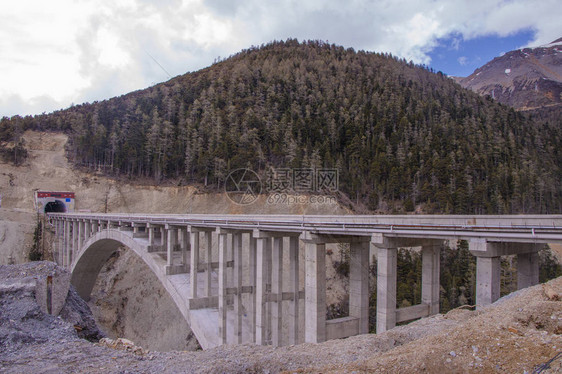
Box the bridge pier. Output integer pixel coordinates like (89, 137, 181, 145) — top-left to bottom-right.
(218, 229, 228, 344)
(470, 240, 541, 308)
(179, 227, 189, 269)
(288, 236, 300, 345)
(160, 226, 167, 249)
(518, 252, 539, 289)
(189, 228, 200, 299)
(189, 227, 215, 302)
(271, 236, 283, 346)
(302, 233, 326, 343)
(422, 244, 440, 315)
(349, 240, 370, 334)
(203, 231, 213, 298)
(301, 233, 372, 343)
(254, 230, 271, 345)
(375, 245, 396, 333)
(84, 220, 91, 242)
(53, 220, 61, 265)
(232, 232, 243, 344)
(372, 235, 443, 333)
(476, 256, 501, 306)
(77, 220, 84, 249)
(147, 223, 156, 247)
(71, 220, 78, 265)
(165, 225, 177, 274)
(63, 220, 69, 267)
(248, 235, 257, 343)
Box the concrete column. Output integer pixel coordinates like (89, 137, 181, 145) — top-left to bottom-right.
(64, 220, 70, 267)
(349, 241, 370, 334)
(218, 231, 228, 344)
(81, 220, 87, 246)
(71, 221, 77, 256)
(304, 237, 326, 343)
(91, 221, 99, 235)
(61, 220, 66, 263)
(58, 220, 64, 266)
(54, 220, 60, 265)
(422, 244, 440, 315)
(228, 234, 234, 288)
(160, 227, 168, 248)
(148, 224, 156, 246)
(288, 236, 299, 345)
(84, 221, 91, 241)
(70, 220, 78, 265)
(249, 236, 257, 343)
(271, 236, 283, 346)
(180, 227, 189, 267)
(57, 220, 62, 266)
(232, 232, 243, 344)
(265, 239, 272, 344)
(254, 233, 270, 345)
(204, 231, 212, 297)
(58, 220, 63, 263)
(166, 226, 177, 269)
(476, 256, 501, 307)
(518, 252, 539, 290)
(190, 229, 200, 298)
(376, 246, 397, 333)
(77, 220, 84, 250)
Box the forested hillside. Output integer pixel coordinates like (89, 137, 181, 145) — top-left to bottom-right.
(2, 39, 561, 213)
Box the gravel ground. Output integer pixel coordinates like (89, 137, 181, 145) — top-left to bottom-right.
(1, 262, 561, 373)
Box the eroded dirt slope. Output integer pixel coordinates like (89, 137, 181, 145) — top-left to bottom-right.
(2, 261, 561, 373)
(0, 131, 350, 351)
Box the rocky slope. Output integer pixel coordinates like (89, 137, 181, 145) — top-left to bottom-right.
(1, 261, 561, 373)
(457, 37, 562, 110)
(0, 262, 103, 355)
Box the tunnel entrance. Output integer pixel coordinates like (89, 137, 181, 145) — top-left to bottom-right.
(44, 200, 67, 213)
(35, 191, 75, 213)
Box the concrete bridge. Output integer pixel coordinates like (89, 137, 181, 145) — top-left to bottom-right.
(47, 213, 562, 349)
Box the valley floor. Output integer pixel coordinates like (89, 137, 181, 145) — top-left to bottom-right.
(1, 262, 561, 373)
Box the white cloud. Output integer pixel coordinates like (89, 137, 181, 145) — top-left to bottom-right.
(458, 56, 468, 66)
(451, 37, 462, 51)
(0, 0, 559, 117)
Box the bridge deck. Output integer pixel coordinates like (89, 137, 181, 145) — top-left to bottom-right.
(49, 213, 562, 243)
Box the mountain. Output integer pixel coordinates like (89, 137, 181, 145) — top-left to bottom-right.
(2, 39, 562, 214)
(457, 38, 562, 110)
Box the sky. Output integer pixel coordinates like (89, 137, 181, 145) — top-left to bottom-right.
(0, 0, 559, 118)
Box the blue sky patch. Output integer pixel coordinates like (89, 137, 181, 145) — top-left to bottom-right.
(427, 29, 536, 77)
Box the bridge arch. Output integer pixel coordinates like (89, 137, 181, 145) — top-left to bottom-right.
(70, 229, 192, 333)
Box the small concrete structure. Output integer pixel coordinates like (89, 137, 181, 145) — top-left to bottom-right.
(48, 213, 561, 349)
(35, 191, 75, 213)
(35, 268, 71, 316)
